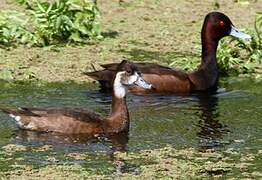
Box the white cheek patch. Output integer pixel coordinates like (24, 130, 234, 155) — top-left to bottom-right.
(114, 71, 127, 98)
(127, 72, 139, 85)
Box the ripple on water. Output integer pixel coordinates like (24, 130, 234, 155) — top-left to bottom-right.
(0, 78, 261, 167)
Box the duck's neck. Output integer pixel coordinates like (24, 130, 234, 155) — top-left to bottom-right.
(200, 34, 218, 68)
(106, 75, 129, 133)
(189, 30, 219, 91)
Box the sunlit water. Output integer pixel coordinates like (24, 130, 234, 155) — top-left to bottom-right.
(0, 78, 261, 173)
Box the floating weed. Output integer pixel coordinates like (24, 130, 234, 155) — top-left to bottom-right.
(33, 145, 53, 152)
(1, 164, 108, 179)
(0, 136, 260, 178)
(66, 152, 87, 160)
(112, 146, 261, 179)
(2, 144, 27, 155)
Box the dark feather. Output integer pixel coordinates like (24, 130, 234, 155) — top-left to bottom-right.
(18, 107, 104, 123)
(1, 107, 104, 123)
(0, 108, 41, 117)
(92, 62, 188, 79)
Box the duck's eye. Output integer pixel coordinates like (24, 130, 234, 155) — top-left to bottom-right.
(219, 20, 225, 26)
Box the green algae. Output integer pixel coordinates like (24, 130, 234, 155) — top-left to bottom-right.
(0, 146, 261, 179)
(0, 77, 261, 179)
(2, 144, 27, 155)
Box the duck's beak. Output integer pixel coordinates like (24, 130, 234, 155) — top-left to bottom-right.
(230, 25, 251, 40)
(134, 75, 152, 90)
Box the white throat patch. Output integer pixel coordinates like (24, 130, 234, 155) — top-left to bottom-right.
(114, 71, 127, 98)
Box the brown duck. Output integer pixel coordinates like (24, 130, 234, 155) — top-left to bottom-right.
(1, 60, 152, 134)
(85, 12, 251, 94)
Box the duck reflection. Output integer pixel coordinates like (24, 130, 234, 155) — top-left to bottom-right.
(195, 92, 230, 151)
(13, 129, 129, 153)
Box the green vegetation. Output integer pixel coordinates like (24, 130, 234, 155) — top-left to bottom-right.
(0, 11, 36, 46)
(0, 1, 261, 179)
(217, 12, 262, 75)
(0, 0, 101, 47)
(0, 0, 261, 81)
(169, 12, 262, 76)
(0, 144, 261, 179)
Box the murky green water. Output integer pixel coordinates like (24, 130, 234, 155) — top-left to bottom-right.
(0, 78, 261, 177)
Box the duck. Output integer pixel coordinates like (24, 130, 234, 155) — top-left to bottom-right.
(0, 60, 152, 134)
(85, 12, 251, 94)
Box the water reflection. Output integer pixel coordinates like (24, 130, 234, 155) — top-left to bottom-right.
(3, 88, 233, 153)
(13, 130, 129, 154)
(195, 92, 230, 151)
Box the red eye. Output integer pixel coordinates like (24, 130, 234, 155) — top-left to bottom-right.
(219, 20, 225, 26)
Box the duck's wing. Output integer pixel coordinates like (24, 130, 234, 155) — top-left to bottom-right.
(85, 62, 188, 90)
(1, 108, 41, 117)
(1, 107, 103, 123)
(101, 62, 175, 74)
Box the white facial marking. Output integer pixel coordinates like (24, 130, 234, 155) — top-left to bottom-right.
(135, 76, 152, 89)
(127, 72, 139, 85)
(114, 71, 127, 98)
(9, 114, 24, 128)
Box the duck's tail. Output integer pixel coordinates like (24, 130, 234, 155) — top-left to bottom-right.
(0, 107, 41, 129)
(1, 107, 40, 116)
(84, 63, 118, 91)
(0, 108, 18, 115)
(0, 108, 25, 127)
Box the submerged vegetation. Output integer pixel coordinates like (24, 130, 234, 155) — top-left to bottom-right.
(0, 0, 101, 46)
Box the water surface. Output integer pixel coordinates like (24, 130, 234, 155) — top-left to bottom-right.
(0, 78, 261, 176)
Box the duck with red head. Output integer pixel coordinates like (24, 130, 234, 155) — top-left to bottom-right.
(0, 60, 152, 134)
(86, 12, 251, 94)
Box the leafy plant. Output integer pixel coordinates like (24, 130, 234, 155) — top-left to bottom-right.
(167, 12, 262, 76)
(254, 12, 262, 47)
(217, 12, 262, 75)
(0, 0, 102, 47)
(28, 0, 102, 45)
(0, 11, 36, 46)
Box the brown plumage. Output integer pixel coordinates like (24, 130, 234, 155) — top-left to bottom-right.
(85, 12, 251, 95)
(1, 60, 152, 134)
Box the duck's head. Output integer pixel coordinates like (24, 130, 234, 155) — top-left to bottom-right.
(113, 60, 152, 97)
(203, 12, 251, 41)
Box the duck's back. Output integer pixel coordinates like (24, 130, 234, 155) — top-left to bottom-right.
(86, 62, 192, 94)
(2, 107, 105, 134)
